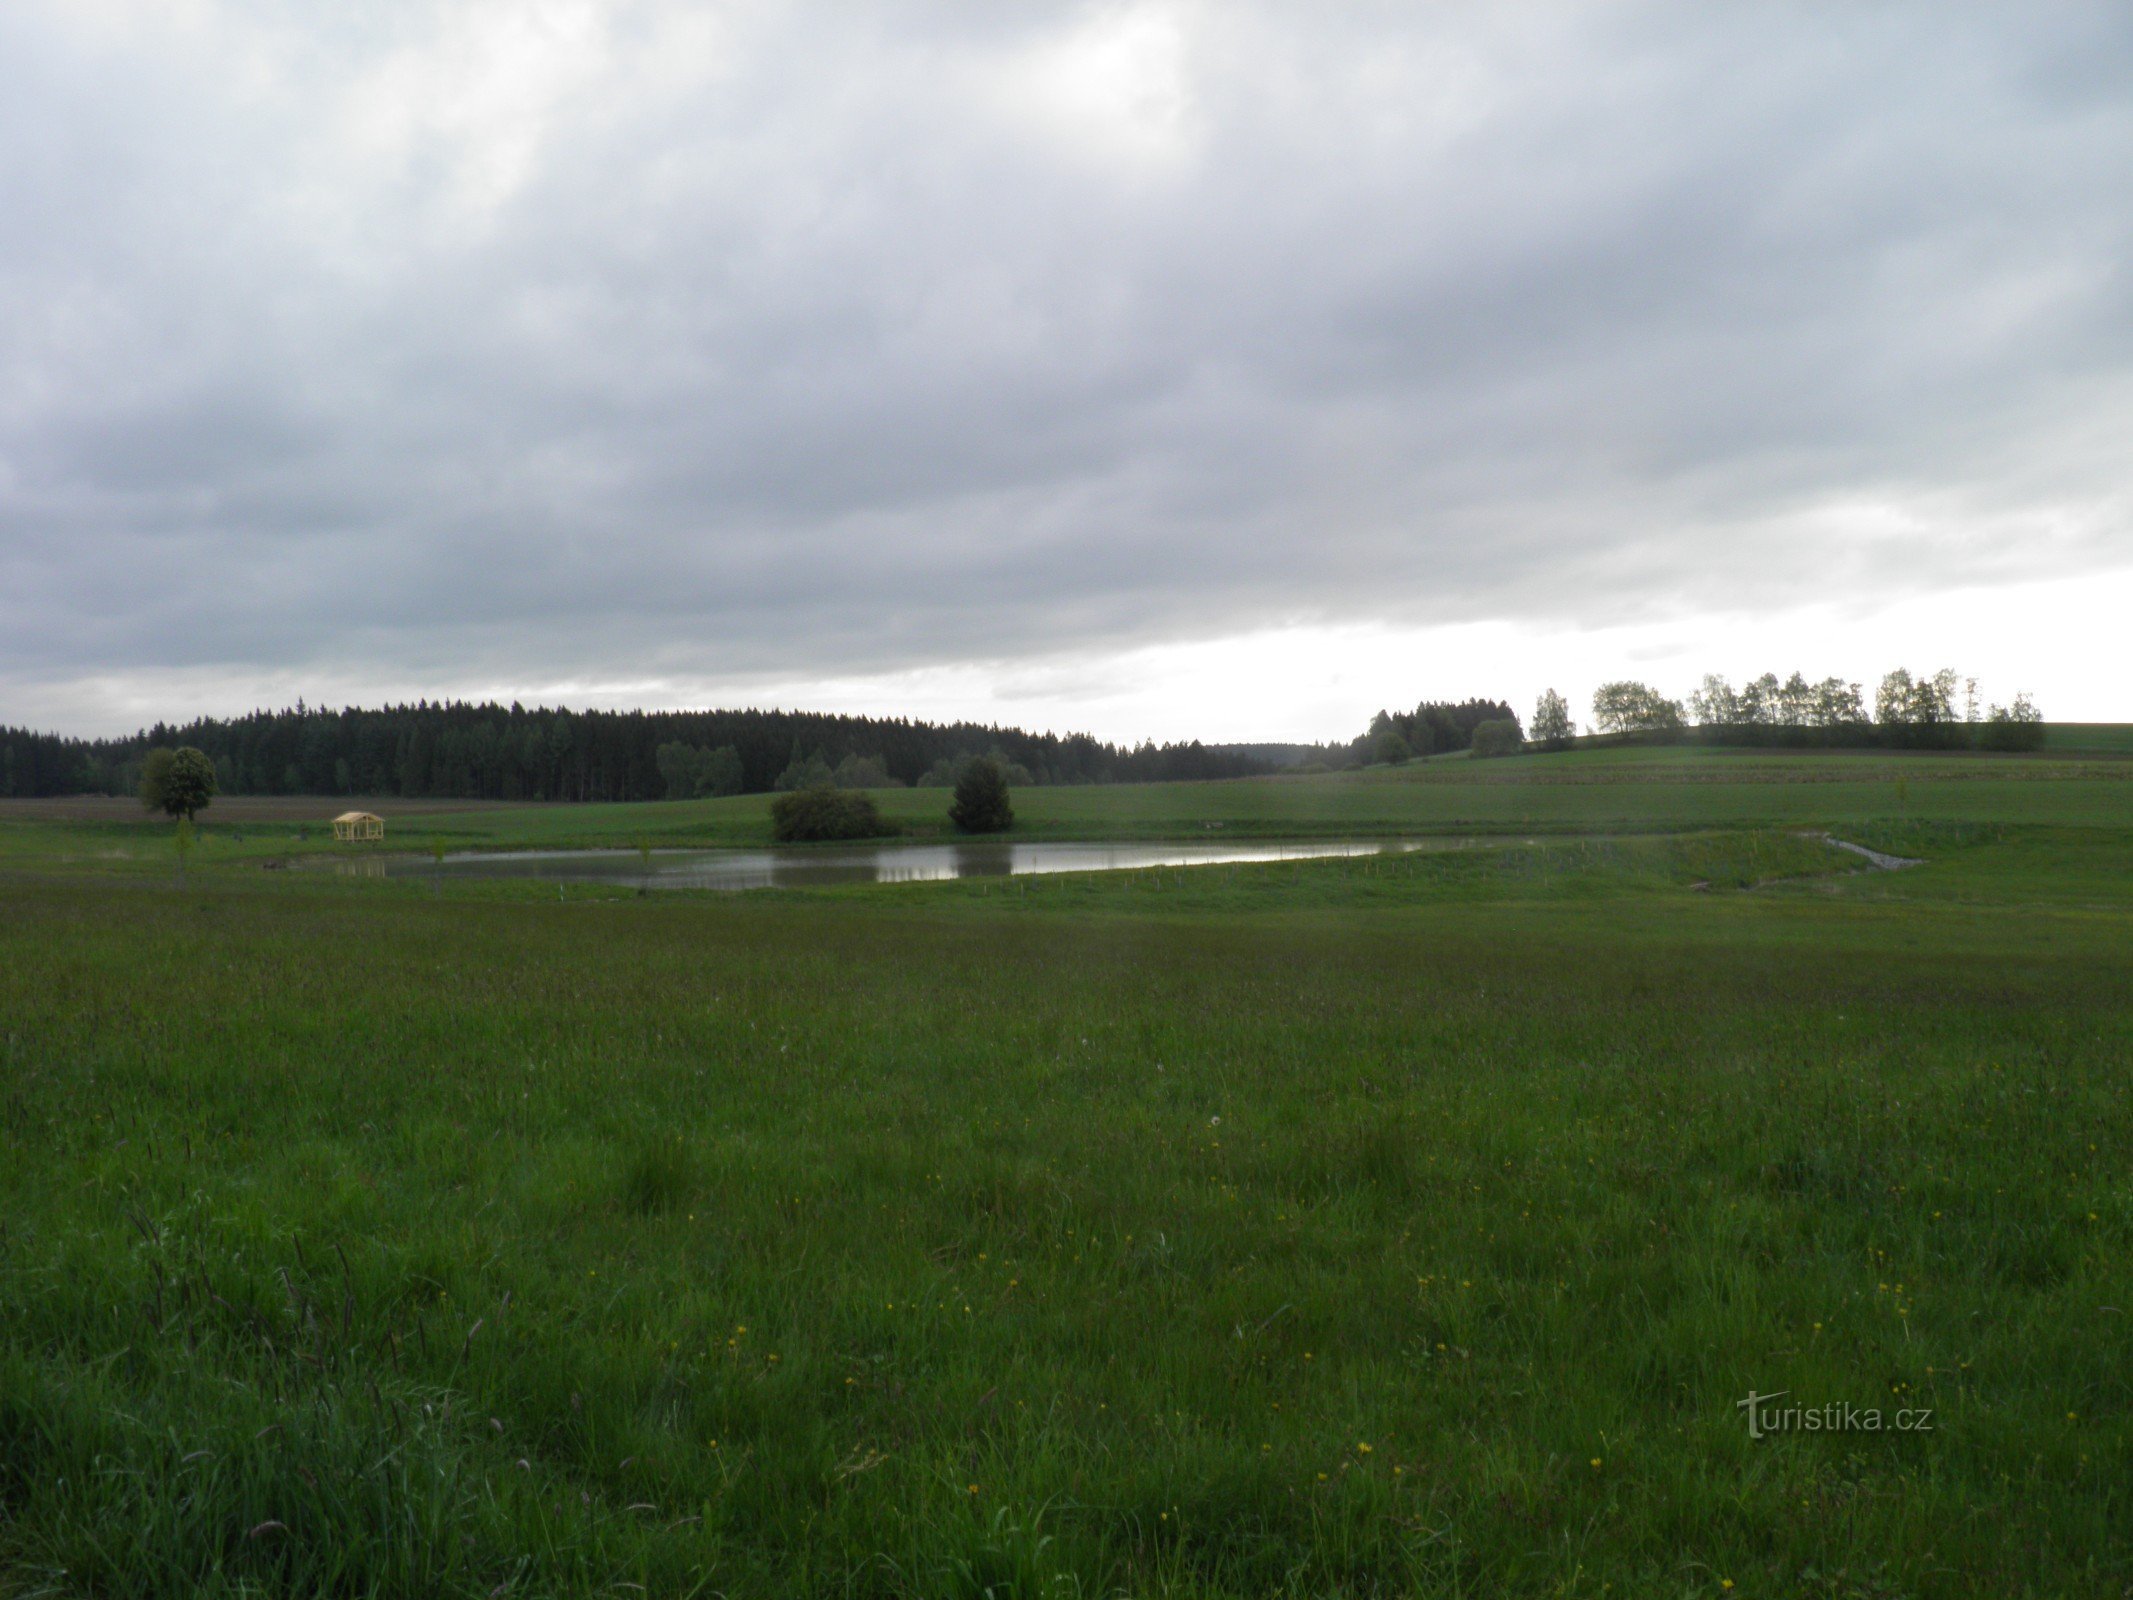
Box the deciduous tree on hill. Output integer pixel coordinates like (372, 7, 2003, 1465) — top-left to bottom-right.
(1531, 689, 1573, 750)
(1876, 668, 1960, 729)
(1981, 693, 2046, 751)
(1592, 682, 1684, 735)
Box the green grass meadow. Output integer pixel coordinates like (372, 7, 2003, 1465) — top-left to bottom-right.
(2, 748, 2129, 1597)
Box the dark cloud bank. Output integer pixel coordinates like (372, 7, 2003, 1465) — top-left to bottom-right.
(3, 2, 2131, 732)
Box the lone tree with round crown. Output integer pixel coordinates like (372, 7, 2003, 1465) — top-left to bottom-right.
(139, 746, 218, 823)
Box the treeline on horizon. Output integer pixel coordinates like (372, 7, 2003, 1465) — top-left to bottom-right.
(0, 665, 2061, 803)
(1566, 668, 2047, 751)
(0, 702, 1284, 803)
(1345, 670, 2051, 769)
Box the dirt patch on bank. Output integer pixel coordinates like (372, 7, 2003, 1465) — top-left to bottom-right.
(1823, 835, 1924, 870)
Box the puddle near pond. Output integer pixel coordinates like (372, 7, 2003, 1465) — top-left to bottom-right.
(356, 837, 1512, 891)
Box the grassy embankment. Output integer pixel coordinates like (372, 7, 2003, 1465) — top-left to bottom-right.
(1, 744, 2129, 1597)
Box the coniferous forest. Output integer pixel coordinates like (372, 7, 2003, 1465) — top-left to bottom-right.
(0, 702, 1278, 801)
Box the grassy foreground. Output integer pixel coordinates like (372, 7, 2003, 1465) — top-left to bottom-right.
(2, 754, 2130, 1597)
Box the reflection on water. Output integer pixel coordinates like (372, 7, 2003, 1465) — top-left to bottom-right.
(377, 837, 1487, 892)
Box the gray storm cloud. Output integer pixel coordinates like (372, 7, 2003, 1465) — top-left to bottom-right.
(3, 1, 2131, 724)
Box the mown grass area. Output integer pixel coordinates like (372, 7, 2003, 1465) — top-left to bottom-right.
(2, 796, 2129, 1597)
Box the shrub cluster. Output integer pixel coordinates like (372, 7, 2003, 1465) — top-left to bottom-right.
(1356, 699, 1521, 764)
(1469, 720, 1525, 759)
(769, 787, 893, 842)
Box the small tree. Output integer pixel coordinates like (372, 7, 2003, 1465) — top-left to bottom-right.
(700, 745, 745, 798)
(773, 746, 834, 792)
(139, 748, 174, 812)
(1811, 677, 1867, 727)
(1981, 693, 2046, 752)
(1876, 667, 1963, 747)
(1777, 672, 1815, 727)
(949, 757, 1014, 834)
(655, 740, 702, 799)
(1470, 719, 1524, 759)
(1687, 674, 1738, 727)
(1874, 668, 1914, 727)
(1368, 728, 1413, 766)
(1531, 689, 1573, 750)
(1592, 682, 1685, 736)
(982, 747, 1036, 785)
(662, 741, 749, 799)
(140, 746, 217, 822)
(832, 752, 898, 789)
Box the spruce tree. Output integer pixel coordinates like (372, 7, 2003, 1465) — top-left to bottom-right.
(948, 756, 1014, 833)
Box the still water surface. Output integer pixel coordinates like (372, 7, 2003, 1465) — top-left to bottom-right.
(375, 837, 1492, 892)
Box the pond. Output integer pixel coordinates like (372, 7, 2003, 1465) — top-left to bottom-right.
(359, 837, 1500, 892)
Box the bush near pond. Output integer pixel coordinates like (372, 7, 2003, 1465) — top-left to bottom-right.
(768, 785, 893, 842)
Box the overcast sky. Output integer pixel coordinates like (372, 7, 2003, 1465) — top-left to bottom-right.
(5, 2, 2132, 741)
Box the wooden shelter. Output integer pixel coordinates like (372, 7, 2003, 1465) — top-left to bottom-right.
(332, 811, 384, 843)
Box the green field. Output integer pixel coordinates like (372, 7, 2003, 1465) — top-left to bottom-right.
(2, 747, 2129, 1597)
(8, 743, 2132, 863)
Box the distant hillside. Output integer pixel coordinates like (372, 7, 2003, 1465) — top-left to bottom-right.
(1205, 742, 1340, 769)
(2041, 723, 2133, 756)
